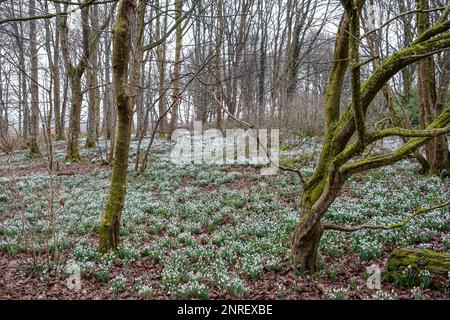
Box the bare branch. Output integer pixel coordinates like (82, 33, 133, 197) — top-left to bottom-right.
(0, 0, 117, 25)
(323, 201, 450, 232)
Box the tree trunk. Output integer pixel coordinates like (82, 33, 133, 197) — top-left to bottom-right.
(131, 0, 147, 140)
(168, 0, 183, 138)
(257, 0, 266, 128)
(416, 0, 449, 173)
(291, 217, 324, 271)
(156, 0, 168, 139)
(99, 0, 135, 252)
(214, 0, 224, 131)
(61, 70, 69, 133)
(227, 0, 250, 117)
(59, 3, 91, 161)
(103, 35, 113, 140)
(28, 0, 40, 155)
(289, 2, 450, 273)
(290, 9, 350, 272)
(53, 17, 63, 141)
(432, 50, 450, 172)
(66, 75, 83, 161)
(15, 19, 29, 140)
(86, 4, 100, 148)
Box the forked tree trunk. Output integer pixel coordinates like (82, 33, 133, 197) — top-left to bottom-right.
(291, 2, 450, 272)
(99, 0, 135, 252)
(291, 10, 350, 271)
(58, 3, 91, 161)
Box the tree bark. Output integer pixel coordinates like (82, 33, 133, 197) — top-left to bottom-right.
(432, 50, 450, 172)
(386, 247, 450, 288)
(214, 0, 224, 131)
(417, 0, 449, 173)
(14, 14, 29, 140)
(28, 0, 40, 155)
(86, 4, 100, 148)
(103, 35, 113, 140)
(99, 0, 135, 252)
(291, 3, 450, 272)
(156, 0, 168, 139)
(66, 76, 83, 161)
(131, 0, 147, 140)
(292, 219, 324, 271)
(58, 3, 91, 161)
(168, 0, 183, 137)
(52, 12, 63, 141)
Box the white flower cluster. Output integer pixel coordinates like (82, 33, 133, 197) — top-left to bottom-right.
(371, 290, 397, 300)
(111, 274, 127, 294)
(328, 287, 348, 300)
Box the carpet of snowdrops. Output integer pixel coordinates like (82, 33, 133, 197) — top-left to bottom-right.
(0, 136, 448, 299)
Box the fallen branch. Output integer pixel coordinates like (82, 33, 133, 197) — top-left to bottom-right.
(323, 201, 450, 232)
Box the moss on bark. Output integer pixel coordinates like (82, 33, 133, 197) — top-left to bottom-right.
(99, 0, 135, 253)
(291, 6, 450, 273)
(386, 247, 450, 289)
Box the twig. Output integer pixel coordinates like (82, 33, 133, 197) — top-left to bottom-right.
(323, 201, 450, 232)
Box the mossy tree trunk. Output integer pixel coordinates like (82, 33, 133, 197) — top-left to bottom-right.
(99, 0, 135, 252)
(291, 9, 350, 270)
(291, 0, 450, 272)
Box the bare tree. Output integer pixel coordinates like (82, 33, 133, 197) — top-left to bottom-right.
(291, 1, 450, 271)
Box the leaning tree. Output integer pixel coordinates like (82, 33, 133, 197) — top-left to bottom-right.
(291, 0, 450, 271)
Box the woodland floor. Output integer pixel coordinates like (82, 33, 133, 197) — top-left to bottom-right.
(0, 136, 449, 300)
